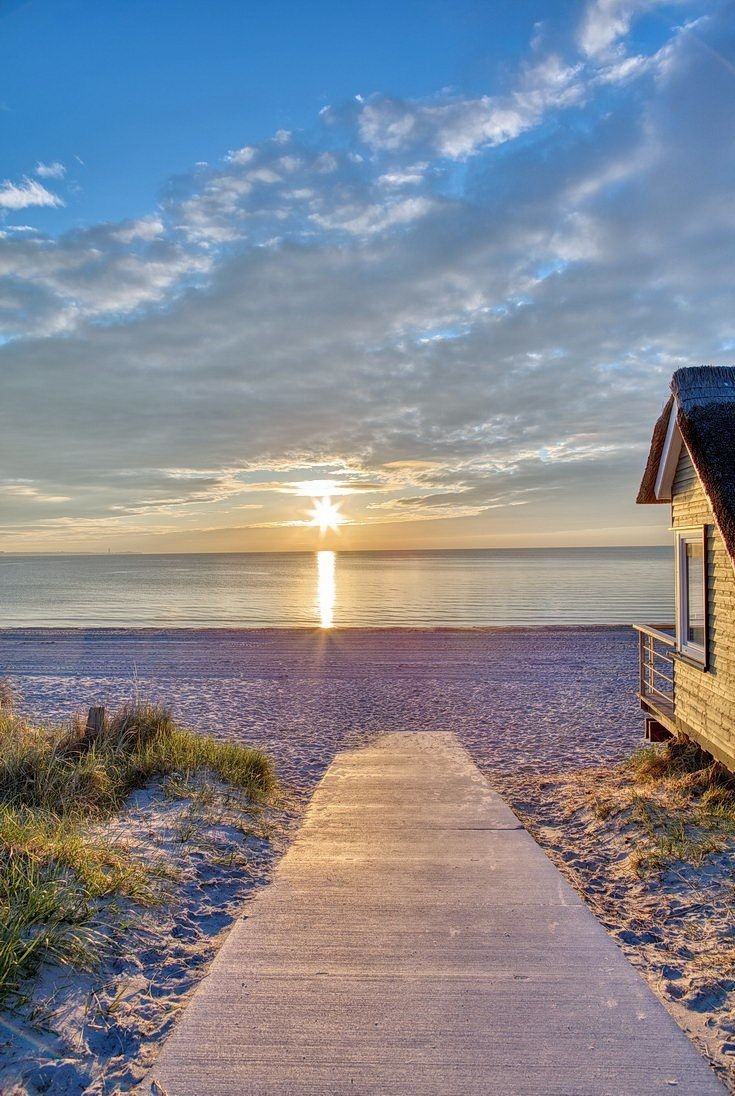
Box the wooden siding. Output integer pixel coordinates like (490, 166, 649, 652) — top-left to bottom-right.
(672, 446, 735, 769)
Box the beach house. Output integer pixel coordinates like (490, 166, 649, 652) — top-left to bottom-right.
(635, 366, 735, 768)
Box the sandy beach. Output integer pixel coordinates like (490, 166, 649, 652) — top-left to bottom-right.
(0, 776, 296, 1096)
(5, 624, 705, 1094)
(0, 625, 642, 791)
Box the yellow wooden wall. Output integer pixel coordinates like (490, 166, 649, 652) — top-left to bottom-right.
(671, 446, 735, 768)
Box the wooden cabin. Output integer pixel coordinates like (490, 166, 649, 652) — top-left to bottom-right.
(635, 366, 735, 767)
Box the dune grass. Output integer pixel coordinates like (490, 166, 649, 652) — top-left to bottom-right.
(622, 738, 735, 874)
(0, 691, 277, 1007)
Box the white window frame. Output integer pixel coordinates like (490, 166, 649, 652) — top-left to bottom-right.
(675, 527, 707, 666)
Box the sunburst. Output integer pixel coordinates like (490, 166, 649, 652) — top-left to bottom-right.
(308, 495, 343, 535)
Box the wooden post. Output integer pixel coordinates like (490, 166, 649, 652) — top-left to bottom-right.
(645, 717, 672, 743)
(84, 705, 106, 742)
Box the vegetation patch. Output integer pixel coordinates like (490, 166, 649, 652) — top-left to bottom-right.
(0, 691, 277, 1008)
(623, 739, 735, 874)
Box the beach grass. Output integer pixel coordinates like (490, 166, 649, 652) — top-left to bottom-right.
(623, 738, 735, 874)
(0, 691, 277, 1006)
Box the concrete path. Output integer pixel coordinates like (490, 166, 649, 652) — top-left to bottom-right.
(148, 733, 724, 1095)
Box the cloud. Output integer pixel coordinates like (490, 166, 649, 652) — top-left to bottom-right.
(0, 2, 731, 549)
(357, 55, 585, 160)
(34, 161, 66, 179)
(0, 176, 63, 210)
(111, 216, 165, 243)
(377, 165, 427, 187)
(311, 195, 435, 236)
(0, 483, 71, 503)
(578, 0, 687, 58)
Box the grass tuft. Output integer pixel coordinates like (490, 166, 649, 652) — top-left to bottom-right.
(0, 677, 17, 713)
(619, 737, 735, 875)
(627, 738, 735, 790)
(0, 699, 277, 1006)
(0, 851, 100, 1005)
(0, 703, 275, 818)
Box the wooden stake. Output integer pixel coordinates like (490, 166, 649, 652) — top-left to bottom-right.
(85, 705, 106, 741)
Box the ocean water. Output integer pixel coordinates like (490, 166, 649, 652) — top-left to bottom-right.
(0, 547, 674, 628)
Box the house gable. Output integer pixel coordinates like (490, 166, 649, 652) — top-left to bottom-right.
(672, 445, 710, 523)
(672, 445, 720, 535)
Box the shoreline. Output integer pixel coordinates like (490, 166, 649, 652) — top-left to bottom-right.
(1, 622, 639, 633)
(0, 546, 672, 556)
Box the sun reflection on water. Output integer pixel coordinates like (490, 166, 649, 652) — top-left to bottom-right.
(316, 550, 336, 628)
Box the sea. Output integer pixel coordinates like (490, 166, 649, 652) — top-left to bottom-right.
(0, 547, 673, 629)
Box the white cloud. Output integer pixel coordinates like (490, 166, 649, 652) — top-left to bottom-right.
(247, 167, 281, 185)
(357, 54, 585, 160)
(34, 161, 66, 179)
(111, 216, 165, 243)
(0, 177, 63, 210)
(312, 196, 435, 236)
(593, 52, 650, 83)
(314, 152, 338, 173)
(225, 146, 256, 165)
(378, 165, 427, 187)
(578, 0, 676, 59)
(0, 2, 729, 548)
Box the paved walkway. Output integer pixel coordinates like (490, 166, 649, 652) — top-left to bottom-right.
(148, 733, 724, 1095)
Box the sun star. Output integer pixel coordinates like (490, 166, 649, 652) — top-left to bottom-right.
(308, 495, 343, 535)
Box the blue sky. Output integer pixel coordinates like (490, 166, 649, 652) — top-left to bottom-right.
(1, 0, 733, 551)
(2, 0, 565, 232)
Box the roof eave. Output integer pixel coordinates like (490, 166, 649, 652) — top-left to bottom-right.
(637, 395, 676, 505)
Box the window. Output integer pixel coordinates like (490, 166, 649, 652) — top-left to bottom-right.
(676, 529, 707, 664)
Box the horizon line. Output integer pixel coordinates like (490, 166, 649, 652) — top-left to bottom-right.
(0, 543, 672, 557)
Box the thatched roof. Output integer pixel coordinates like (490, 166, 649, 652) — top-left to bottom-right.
(638, 366, 735, 565)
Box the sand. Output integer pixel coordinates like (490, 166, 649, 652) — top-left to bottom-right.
(0, 781, 297, 1096)
(0, 626, 643, 791)
(501, 767, 735, 1093)
(0, 625, 659, 1094)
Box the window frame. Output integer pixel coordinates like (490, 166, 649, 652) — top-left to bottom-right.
(675, 526, 708, 667)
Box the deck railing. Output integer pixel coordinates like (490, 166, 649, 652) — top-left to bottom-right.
(633, 623, 676, 720)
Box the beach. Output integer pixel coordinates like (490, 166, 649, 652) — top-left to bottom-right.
(4, 626, 735, 1092)
(1, 625, 643, 790)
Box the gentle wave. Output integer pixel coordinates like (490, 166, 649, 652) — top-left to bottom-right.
(0, 547, 674, 628)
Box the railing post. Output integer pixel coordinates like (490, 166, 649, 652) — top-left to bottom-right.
(647, 635, 655, 697)
(633, 624, 676, 717)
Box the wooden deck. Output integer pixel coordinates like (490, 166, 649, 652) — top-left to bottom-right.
(146, 732, 724, 1095)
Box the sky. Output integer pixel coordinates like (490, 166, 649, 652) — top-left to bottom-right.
(1, 0, 734, 553)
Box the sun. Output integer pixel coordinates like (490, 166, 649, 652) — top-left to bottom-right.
(308, 495, 344, 535)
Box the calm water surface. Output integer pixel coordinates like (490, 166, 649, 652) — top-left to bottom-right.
(0, 548, 673, 628)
